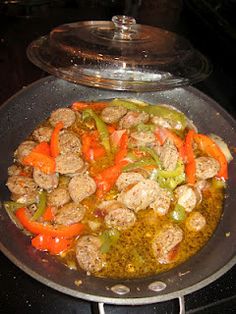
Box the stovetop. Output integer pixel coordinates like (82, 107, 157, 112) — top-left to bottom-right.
(1, 2, 236, 313)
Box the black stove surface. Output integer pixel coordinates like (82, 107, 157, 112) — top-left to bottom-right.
(1, 1, 236, 313)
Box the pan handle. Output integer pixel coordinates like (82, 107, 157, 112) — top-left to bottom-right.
(98, 303, 105, 314)
(93, 298, 185, 314)
(178, 296, 186, 314)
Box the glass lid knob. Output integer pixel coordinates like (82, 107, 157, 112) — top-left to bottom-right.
(112, 15, 136, 40)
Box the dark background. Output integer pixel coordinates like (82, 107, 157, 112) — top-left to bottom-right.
(1, 0, 236, 313)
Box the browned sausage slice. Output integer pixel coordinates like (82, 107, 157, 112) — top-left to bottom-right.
(33, 168, 59, 190)
(55, 153, 84, 175)
(54, 202, 86, 225)
(101, 106, 127, 124)
(104, 207, 136, 230)
(117, 179, 160, 212)
(32, 126, 53, 143)
(6, 175, 37, 195)
(76, 235, 104, 273)
(116, 172, 144, 191)
(186, 211, 206, 232)
(159, 139, 179, 171)
(152, 224, 183, 264)
(119, 111, 149, 129)
(47, 187, 71, 207)
(15, 141, 37, 164)
(68, 174, 96, 203)
(59, 131, 81, 155)
(49, 108, 76, 128)
(150, 188, 172, 216)
(130, 131, 156, 147)
(195, 157, 220, 180)
(174, 185, 197, 212)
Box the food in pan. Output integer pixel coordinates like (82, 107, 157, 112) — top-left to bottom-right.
(4, 98, 233, 279)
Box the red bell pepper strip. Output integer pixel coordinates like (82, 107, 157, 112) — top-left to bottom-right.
(71, 101, 108, 111)
(94, 163, 125, 198)
(33, 142, 51, 156)
(194, 133, 228, 180)
(42, 206, 54, 222)
(81, 132, 106, 162)
(114, 132, 128, 164)
(155, 127, 185, 159)
(110, 129, 126, 147)
(31, 234, 73, 255)
(16, 207, 85, 237)
(94, 133, 129, 198)
(184, 129, 196, 185)
(23, 152, 56, 174)
(107, 125, 117, 134)
(50, 122, 64, 158)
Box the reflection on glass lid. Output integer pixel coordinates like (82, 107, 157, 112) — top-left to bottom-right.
(27, 15, 211, 91)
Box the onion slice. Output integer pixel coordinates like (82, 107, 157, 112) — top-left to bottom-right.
(209, 134, 233, 163)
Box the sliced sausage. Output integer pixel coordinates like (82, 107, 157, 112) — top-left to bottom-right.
(32, 126, 53, 143)
(119, 111, 149, 129)
(49, 108, 76, 128)
(150, 188, 172, 216)
(159, 139, 179, 171)
(98, 200, 124, 213)
(11, 191, 39, 205)
(101, 106, 127, 124)
(15, 141, 37, 163)
(47, 187, 71, 207)
(76, 235, 104, 273)
(195, 179, 210, 191)
(6, 175, 37, 195)
(33, 168, 59, 190)
(68, 174, 96, 203)
(152, 224, 183, 264)
(175, 185, 197, 212)
(8, 165, 22, 177)
(105, 207, 136, 230)
(130, 131, 156, 147)
(59, 130, 81, 155)
(55, 153, 84, 175)
(117, 179, 160, 212)
(54, 202, 86, 225)
(195, 157, 220, 180)
(116, 172, 144, 191)
(186, 211, 206, 232)
(150, 142, 162, 156)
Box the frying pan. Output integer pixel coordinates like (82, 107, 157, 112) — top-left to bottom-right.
(0, 75, 236, 305)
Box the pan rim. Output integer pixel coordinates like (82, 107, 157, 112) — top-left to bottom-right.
(0, 75, 236, 305)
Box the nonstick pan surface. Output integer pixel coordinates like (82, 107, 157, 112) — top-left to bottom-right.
(0, 76, 236, 305)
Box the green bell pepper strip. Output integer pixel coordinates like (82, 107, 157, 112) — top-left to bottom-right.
(135, 123, 156, 132)
(4, 201, 31, 235)
(170, 204, 186, 222)
(158, 172, 185, 190)
(110, 99, 187, 130)
(110, 98, 145, 111)
(158, 161, 184, 178)
(149, 161, 185, 189)
(100, 229, 120, 253)
(82, 109, 111, 153)
(32, 190, 47, 221)
(141, 106, 187, 130)
(3, 201, 24, 212)
(123, 157, 157, 172)
(139, 146, 160, 165)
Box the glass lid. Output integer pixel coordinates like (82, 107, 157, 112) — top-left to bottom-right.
(27, 15, 211, 91)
